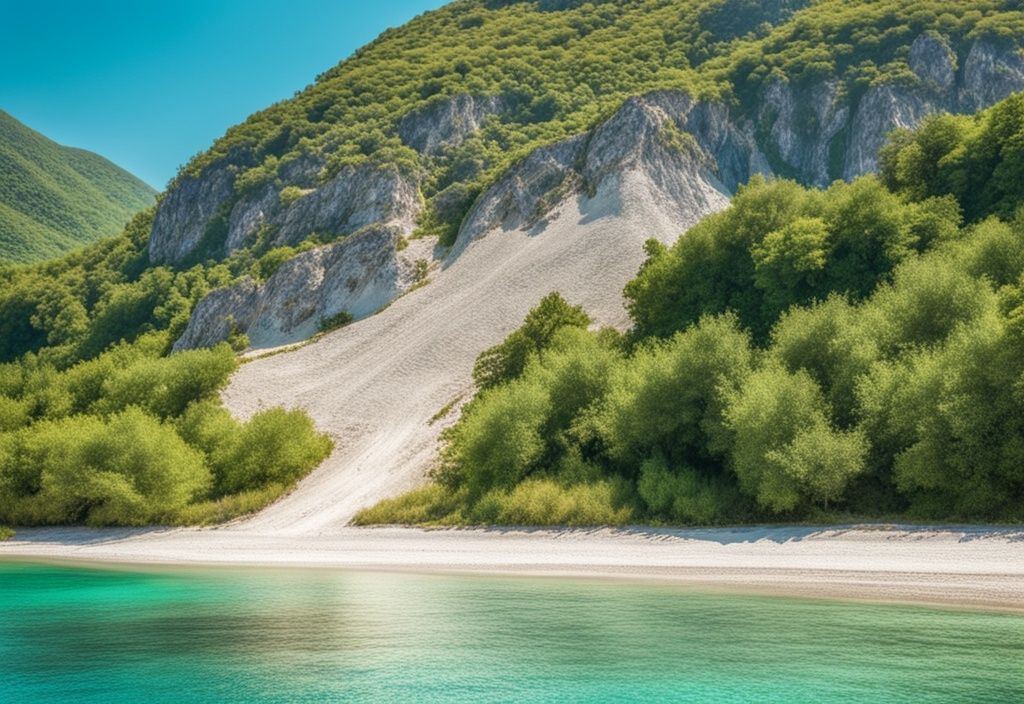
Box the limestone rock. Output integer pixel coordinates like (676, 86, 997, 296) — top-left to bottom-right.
(909, 33, 956, 91)
(960, 40, 1024, 113)
(173, 226, 435, 350)
(148, 165, 235, 264)
(399, 94, 507, 155)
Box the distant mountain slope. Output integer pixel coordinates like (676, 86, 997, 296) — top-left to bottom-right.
(0, 111, 156, 263)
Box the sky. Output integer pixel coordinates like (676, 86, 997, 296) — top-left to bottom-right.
(1, 1, 443, 189)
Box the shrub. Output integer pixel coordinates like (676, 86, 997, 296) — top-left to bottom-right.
(0, 408, 211, 526)
(318, 310, 353, 333)
(725, 364, 867, 514)
(637, 457, 739, 524)
(472, 292, 590, 390)
(216, 408, 334, 495)
(470, 479, 633, 527)
(353, 484, 464, 526)
(599, 314, 753, 468)
(96, 344, 238, 418)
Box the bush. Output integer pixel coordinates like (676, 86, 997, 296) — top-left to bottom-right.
(637, 457, 741, 524)
(725, 364, 867, 514)
(472, 292, 590, 390)
(470, 479, 633, 527)
(318, 310, 353, 333)
(0, 408, 211, 526)
(96, 344, 238, 418)
(353, 484, 464, 526)
(216, 408, 334, 495)
(599, 314, 753, 468)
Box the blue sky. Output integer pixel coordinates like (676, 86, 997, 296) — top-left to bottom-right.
(1, 1, 443, 189)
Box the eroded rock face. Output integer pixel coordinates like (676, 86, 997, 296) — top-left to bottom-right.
(455, 90, 764, 251)
(171, 33, 1024, 351)
(456, 135, 587, 245)
(960, 40, 1024, 112)
(148, 165, 235, 264)
(174, 226, 435, 350)
(758, 79, 848, 186)
(843, 83, 938, 180)
(910, 33, 956, 91)
(399, 94, 507, 155)
(274, 164, 420, 246)
(223, 162, 421, 255)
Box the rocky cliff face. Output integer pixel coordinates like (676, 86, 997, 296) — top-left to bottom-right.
(174, 226, 436, 350)
(149, 165, 235, 264)
(455, 91, 766, 252)
(225, 162, 421, 254)
(758, 35, 1024, 185)
(166, 33, 1024, 350)
(399, 94, 508, 155)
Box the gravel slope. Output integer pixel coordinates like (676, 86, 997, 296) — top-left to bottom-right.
(224, 176, 712, 533)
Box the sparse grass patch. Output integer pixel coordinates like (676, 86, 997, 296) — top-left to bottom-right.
(355, 479, 634, 528)
(318, 310, 354, 334)
(167, 484, 289, 526)
(353, 484, 464, 526)
(429, 394, 464, 425)
(471, 479, 635, 527)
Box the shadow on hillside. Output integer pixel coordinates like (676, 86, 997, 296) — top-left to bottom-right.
(1, 526, 169, 547)
(471, 523, 1024, 545)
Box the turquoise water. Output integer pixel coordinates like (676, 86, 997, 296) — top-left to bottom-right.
(1, 561, 1023, 703)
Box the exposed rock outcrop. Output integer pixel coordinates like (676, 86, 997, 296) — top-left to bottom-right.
(222, 162, 420, 255)
(148, 165, 235, 264)
(455, 90, 764, 251)
(399, 94, 507, 155)
(960, 39, 1024, 113)
(909, 33, 956, 91)
(274, 164, 420, 246)
(174, 226, 435, 350)
(757, 79, 848, 186)
(843, 83, 939, 181)
(454, 32, 1024, 250)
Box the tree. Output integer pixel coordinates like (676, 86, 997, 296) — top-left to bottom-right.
(472, 292, 590, 389)
(725, 363, 867, 513)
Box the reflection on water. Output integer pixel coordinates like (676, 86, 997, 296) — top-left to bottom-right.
(2, 562, 1023, 703)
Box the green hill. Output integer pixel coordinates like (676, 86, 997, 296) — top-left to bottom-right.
(3, 1, 1024, 528)
(0, 111, 156, 264)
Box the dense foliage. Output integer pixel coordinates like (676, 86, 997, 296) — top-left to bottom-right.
(358, 93, 1024, 527)
(0, 111, 155, 264)
(6, 0, 1024, 529)
(0, 337, 332, 526)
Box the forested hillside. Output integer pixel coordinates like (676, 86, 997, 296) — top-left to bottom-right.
(359, 92, 1024, 526)
(3, 0, 1024, 527)
(0, 111, 156, 264)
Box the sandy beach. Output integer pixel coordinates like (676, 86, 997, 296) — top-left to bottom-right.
(3, 524, 1023, 611)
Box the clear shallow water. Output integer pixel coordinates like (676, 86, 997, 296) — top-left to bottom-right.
(1, 561, 1023, 703)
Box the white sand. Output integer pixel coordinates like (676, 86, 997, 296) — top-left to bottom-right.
(3, 525, 1024, 610)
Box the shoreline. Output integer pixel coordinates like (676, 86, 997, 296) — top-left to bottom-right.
(3, 524, 1024, 612)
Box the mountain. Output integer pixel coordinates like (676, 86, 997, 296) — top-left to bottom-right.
(3, 0, 1024, 529)
(151, 0, 1024, 350)
(0, 111, 156, 264)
